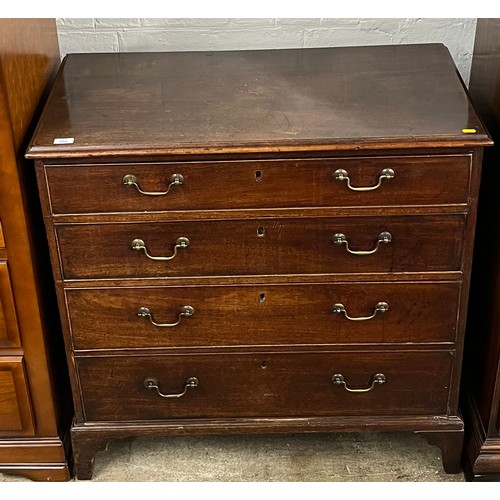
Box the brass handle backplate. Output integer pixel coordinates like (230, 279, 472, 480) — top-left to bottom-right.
(332, 301, 388, 321)
(332, 373, 386, 393)
(123, 173, 184, 196)
(332, 231, 392, 255)
(333, 168, 395, 191)
(144, 376, 199, 398)
(137, 305, 194, 327)
(131, 237, 190, 261)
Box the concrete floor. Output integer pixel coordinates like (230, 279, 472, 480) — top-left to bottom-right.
(1, 432, 464, 482)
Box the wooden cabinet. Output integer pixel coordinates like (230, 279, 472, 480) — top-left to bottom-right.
(0, 19, 71, 481)
(461, 18, 500, 481)
(26, 44, 492, 480)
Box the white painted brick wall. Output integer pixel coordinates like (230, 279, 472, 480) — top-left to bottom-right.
(56, 18, 477, 83)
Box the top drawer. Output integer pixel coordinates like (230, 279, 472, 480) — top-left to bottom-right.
(44, 155, 472, 215)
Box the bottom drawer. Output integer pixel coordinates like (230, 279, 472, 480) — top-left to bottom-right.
(77, 351, 453, 422)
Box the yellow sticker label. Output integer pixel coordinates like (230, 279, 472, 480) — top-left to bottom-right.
(462, 128, 477, 134)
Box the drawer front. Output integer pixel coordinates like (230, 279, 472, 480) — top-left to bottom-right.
(77, 351, 453, 421)
(0, 357, 35, 436)
(44, 155, 471, 215)
(56, 215, 465, 280)
(67, 282, 460, 350)
(0, 262, 21, 348)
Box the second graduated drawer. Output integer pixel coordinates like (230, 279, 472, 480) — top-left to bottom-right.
(43, 155, 472, 215)
(56, 214, 465, 280)
(66, 282, 461, 350)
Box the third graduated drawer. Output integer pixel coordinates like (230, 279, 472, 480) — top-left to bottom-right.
(43, 155, 472, 215)
(56, 214, 465, 280)
(66, 281, 461, 350)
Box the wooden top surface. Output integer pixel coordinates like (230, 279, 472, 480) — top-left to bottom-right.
(26, 43, 492, 159)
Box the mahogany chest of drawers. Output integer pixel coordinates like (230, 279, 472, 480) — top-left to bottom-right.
(26, 44, 492, 480)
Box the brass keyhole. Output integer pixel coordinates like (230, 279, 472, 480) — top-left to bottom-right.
(257, 226, 265, 237)
(259, 293, 266, 303)
(261, 360, 268, 369)
(255, 170, 263, 182)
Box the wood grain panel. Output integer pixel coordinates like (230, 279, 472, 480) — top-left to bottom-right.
(0, 357, 34, 435)
(0, 19, 60, 150)
(0, 262, 20, 348)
